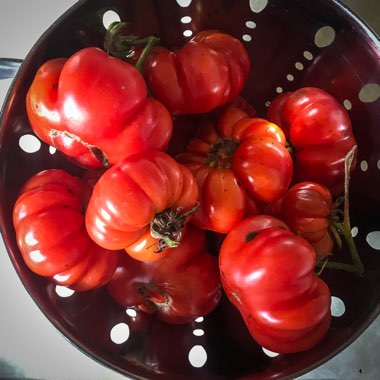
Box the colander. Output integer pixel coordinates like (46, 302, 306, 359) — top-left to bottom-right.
(0, 0, 380, 379)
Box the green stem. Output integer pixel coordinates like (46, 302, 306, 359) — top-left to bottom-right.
(320, 260, 364, 275)
(134, 36, 159, 73)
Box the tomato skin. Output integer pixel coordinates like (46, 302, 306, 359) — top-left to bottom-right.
(12, 169, 119, 291)
(219, 216, 331, 353)
(26, 47, 172, 169)
(107, 224, 222, 324)
(85, 150, 199, 261)
(144, 31, 250, 115)
(177, 107, 293, 233)
(267, 87, 357, 195)
(280, 182, 334, 259)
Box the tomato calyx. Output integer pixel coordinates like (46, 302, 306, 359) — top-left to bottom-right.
(206, 138, 240, 169)
(137, 283, 172, 313)
(149, 204, 200, 253)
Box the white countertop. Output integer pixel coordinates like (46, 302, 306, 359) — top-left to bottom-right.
(0, 1, 379, 379)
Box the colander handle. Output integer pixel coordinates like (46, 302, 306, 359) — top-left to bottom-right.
(0, 58, 22, 80)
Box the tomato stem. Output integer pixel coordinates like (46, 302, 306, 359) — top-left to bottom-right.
(206, 138, 240, 169)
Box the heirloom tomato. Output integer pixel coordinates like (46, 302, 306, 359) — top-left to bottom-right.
(107, 224, 222, 324)
(26, 47, 172, 169)
(267, 87, 357, 195)
(85, 150, 199, 261)
(143, 30, 250, 115)
(12, 169, 119, 291)
(219, 215, 331, 353)
(177, 106, 293, 233)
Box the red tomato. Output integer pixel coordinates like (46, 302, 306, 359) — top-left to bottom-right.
(177, 107, 293, 233)
(143, 30, 250, 115)
(26, 47, 173, 169)
(12, 169, 119, 291)
(85, 150, 199, 261)
(219, 216, 331, 353)
(280, 182, 334, 259)
(267, 87, 357, 195)
(107, 224, 222, 324)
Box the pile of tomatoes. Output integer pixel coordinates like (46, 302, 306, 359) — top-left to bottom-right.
(13, 23, 362, 354)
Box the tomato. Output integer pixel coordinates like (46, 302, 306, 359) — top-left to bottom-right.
(219, 215, 331, 353)
(26, 47, 173, 169)
(267, 87, 357, 195)
(107, 224, 222, 324)
(280, 182, 334, 260)
(85, 150, 199, 261)
(143, 30, 250, 115)
(177, 107, 293, 233)
(12, 169, 119, 291)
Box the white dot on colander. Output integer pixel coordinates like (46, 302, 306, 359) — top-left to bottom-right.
(19, 134, 41, 153)
(303, 50, 314, 60)
(110, 323, 130, 344)
(193, 329, 205, 336)
(358, 83, 380, 103)
(295, 62, 304, 70)
(195, 316, 204, 323)
(181, 16, 192, 23)
(377, 160, 380, 170)
(183, 29, 193, 37)
(314, 26, 336, 48)
(262, 347, 279, 357)
(55, 285, 75, 298)
(331, 296, 345, 317)
(49, 146, 56, 154)
(287, 74, 294, 81)
(188, 345, 207, 368)
(351, 226, 358, 237)
(126, 308, 137, 317)
(246, 21, 256, 29)
(366, 231, 380, 250)
(243, 34, 252, 42)
(176, 0, 192, 7)
(102, 10, 121, 29)
(343, 99, 352, 110)
(360, 160, 368, 172)
(265, 101, 271, 107)
(276, 87, 283, 94)
(249, 0, 268, 13)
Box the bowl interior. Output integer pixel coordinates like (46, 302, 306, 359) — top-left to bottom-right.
(1, 0, 380, 379)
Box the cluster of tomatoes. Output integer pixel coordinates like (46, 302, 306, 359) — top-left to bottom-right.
(13, 23, 361, 354)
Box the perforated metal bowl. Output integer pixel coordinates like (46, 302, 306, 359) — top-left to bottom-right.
(1, 1, 380, 379)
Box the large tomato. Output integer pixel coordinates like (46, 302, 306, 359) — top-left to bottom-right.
(85, 150, 199, 261)
(267, 87, 357, 195)
(26, 47, 172, 169)
(143, 30, 250, 115)
(219, 215, 331, 353)
(107, 224, 222, 324)
(12, 169, 119, 291)
(177, 107, 293, 233)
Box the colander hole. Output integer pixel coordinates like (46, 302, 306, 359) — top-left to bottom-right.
(286, 74, 294, 81)
(183, 30, 193, 37)
(358, 83, 380, 103)
(176, 0, 192, 7)
(303, 51, 313, 60)
(181, 16, 192, 23)
(276, 87, 283, 94)
(343, 99, 352, 110)
(195, 316, 204, 322)
(314, 26, 336, 48)
(55, 285, 75, 298)
(360, 160, 368, 172)
(126, 308, 137, 317)
(249, 0, 268, 13)
(246, 21, 256, 29)
(110, 323, 130, 344)
(377, 160, 380, 170)
(19, 134, 41, 153)
(366, 231, 380, 250)
(262, 347, 279, 357)
(351, 226, 358, 237)
(188, 345, 207, 368)
(102, 10, 121, 29)
(295, 62, 304, 71)
(49, 146, 56, 154)
(265, 101, 271, 107)
(193, 329, 205, 336)
(331, 296, 345, 317)
(243, 34, 252, 42)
